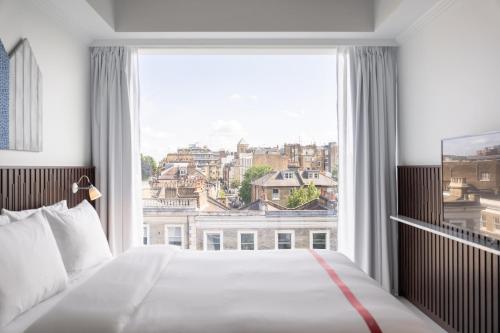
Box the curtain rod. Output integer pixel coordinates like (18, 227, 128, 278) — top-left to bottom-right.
(90, 38, 399, 48)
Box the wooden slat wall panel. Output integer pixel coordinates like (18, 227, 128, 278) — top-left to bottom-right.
(398, 166, 500, 333)
(0, 166, 94, 211)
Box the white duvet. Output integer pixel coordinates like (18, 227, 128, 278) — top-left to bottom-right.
(26, 246, 432, 333)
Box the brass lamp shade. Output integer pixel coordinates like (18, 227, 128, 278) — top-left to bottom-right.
(72, 175, 102, 201)
(88, 185, 102, 201)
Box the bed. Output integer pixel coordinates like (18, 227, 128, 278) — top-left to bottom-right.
(0, 167, 432, 333)
(5, 246, 431, 333)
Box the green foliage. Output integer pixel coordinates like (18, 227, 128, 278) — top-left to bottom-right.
(239, 165, 273, 204)
(287, 182, 320, 208)
(230, 179, 241, 189)
(141, 154, 158, 180)
(331, 164, 338, 180)
(218, 189, 226, 199)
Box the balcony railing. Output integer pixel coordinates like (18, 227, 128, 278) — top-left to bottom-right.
(143, 198, 198, 209)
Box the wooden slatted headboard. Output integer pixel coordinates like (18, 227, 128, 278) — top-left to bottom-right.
(0, 166, 95, 211)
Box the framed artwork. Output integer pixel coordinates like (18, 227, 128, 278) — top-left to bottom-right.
(0, 39, 43, 152)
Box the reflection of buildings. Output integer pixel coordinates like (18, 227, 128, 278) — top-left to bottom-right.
(251, 169, 337, 208)
(442, 147, 500, 238)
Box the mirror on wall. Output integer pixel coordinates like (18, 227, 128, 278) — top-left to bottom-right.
(0, 39, 42, 152)
(442, 131, 500, 240)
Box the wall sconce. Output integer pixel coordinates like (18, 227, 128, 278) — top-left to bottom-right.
(72, 175, 102, 201)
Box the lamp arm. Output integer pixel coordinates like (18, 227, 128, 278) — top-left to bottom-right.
(72, 175, 94, 193)
(76, 175, 91, 186)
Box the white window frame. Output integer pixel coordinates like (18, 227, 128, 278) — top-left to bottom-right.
(272, 188, 280, 200)
(480, 172, 491, 181)
(237, 230, 258, 251)
(275, 230, 295, 250)
(143, 224, 150, 245)
(164, 224, 185, 248)
(203, 230, 223, 251)
(309, 230, 330, 250)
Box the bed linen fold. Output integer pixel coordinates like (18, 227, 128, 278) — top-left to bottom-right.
(26, 246, 177, 333)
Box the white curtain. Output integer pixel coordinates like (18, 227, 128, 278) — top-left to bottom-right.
(90, 47, 142, 255)
(337, 46, 398, 292)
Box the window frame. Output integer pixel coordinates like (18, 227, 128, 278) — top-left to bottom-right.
(203, 230, 224, 251)
(272, 188, 280, 200)
(164, 224, 185, 248)
(275, 230, 295, 250)
(309, 230, 330, 250)
(237, 230, 258, 251)
(143, 224, 150, 245)
(480, 172, 491, 182)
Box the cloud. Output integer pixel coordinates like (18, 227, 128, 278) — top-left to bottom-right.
(209, 120, 248, 150)
(229, 93, 242, 100)
(140, 127, 176, 161)
(228, 93, 258, 102)
(281, 109, 305, 119)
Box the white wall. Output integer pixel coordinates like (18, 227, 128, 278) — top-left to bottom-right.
(398, 0, 500, 165)
(0, 0, 91, 166)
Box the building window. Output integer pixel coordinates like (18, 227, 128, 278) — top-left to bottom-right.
(310, 230, 330, 250)
(275, 230, 295, 250)
(283, 172, 294, 179)
(204, 231, 223, 251)
(272, 188, 280, 200)
(165, 225, 184, 248)
(238, 231, 257, 250)
(480, 172, 491, 181)
(143, 224, 150, 245)
(495, 217, 500, 229)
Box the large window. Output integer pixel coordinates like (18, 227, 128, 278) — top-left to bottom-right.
(165, 225, 184, 248)
(204, 231, 223, 251)
(238, 231, 257, 250)
(276, 231, 295, 250)
(142, 224, 150, 245)
(310, 231, 329, 250)
(139, 51, 338, 250)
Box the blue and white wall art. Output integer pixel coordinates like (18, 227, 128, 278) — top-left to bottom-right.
(0, 38, 43, 152)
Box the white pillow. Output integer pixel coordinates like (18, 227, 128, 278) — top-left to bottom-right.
(0, 215, 9, 226)
(0, 212, 68, 327)
(43, 200, 112, 274)
(1, 200, 68, 222)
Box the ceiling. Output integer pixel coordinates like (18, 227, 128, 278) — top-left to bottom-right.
(39, 0, 443, 45)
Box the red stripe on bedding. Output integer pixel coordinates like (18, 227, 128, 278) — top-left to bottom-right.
(309, 249, 383, 333)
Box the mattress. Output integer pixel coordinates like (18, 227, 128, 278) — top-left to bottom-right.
(21, 246, 433, 333)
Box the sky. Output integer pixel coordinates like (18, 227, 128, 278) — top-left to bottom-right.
(443, 132, 500, 156)
(139, 53, 337, 161)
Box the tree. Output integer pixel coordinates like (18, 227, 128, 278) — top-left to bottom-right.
(230, 179, 241, 189)
(141, 154, 158, 180)
(331, 164, 338, 181)
(239, 165, 273, 204)
(287, 182, 320, 208)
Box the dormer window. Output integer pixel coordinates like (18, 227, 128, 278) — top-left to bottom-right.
(179, 168, 187, 176)
(306, 171, 319, 179)
(283, 171, 294, 179)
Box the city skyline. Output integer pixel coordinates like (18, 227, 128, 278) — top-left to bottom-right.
(139, 54, 338, 161)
